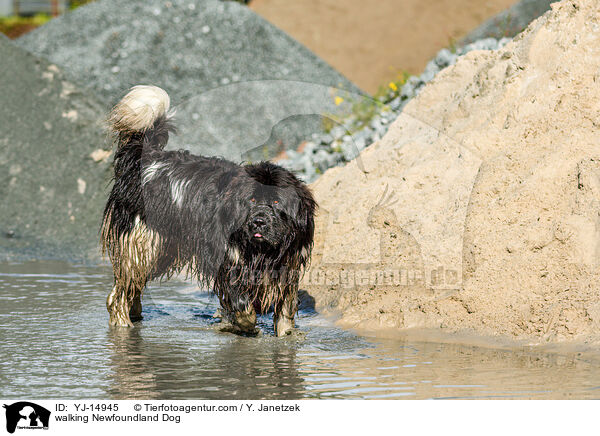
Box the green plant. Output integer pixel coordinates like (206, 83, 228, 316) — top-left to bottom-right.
(0, 13, 51, 38)
(447, 36, 458, 54)
(69, 0, 95, 10)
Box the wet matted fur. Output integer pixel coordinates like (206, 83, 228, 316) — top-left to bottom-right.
(101, 86, 316, 336)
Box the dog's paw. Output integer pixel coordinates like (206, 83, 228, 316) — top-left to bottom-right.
(217, 323, 261, 337)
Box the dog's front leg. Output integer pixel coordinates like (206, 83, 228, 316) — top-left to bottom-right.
(231, 305, 257, 333)
(220, 288, 257, 333)
(274, 285, 298, 337)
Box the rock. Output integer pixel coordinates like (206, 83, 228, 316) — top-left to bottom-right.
(400, 76, 421, 100)
(0, 38, 109, 262)
(434, 48, 457, 69)
(419, 61, 439, 83)
(304, 0, 600, 346)
(17, 0, 360, 161)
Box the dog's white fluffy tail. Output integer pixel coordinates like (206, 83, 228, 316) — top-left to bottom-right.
(109, 85, 172, 134)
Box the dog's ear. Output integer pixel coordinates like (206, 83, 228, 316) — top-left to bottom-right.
(291, 183, 317, 265)
(218, 192, 249, 239)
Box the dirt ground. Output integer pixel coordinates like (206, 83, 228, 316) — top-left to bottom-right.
(251, 0, 516, 93)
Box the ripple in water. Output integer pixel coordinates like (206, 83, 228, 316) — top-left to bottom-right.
(1, 261, 599, 399)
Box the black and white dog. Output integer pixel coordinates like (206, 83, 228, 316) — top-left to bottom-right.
(101, 86, 316, 336)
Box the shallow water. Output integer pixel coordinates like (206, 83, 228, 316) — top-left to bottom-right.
(1, 261, 599, 400)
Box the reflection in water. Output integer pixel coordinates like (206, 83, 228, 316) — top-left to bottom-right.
(106, 328, 161, 399)
(1, 261, 599, 400)
(300, 340, 597, 399)
(106, 326, 307, 399)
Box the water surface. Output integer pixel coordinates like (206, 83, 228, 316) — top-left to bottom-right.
(1, 261, 599, 399)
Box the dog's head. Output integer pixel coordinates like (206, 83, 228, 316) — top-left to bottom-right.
(242, 162, 316, 257)
(246, 184, 297, 247)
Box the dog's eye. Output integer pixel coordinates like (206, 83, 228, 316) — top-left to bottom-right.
(273, 200, 278, 204)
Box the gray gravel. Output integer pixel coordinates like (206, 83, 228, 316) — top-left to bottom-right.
(18, 0, 357, 106)
(461, 0, 552, 45)
(0, 38, 109, 262)
(17, 0, 360, 161)
(277, 37, 511, 183)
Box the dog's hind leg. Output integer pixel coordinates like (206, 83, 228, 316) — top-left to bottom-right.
(107, 278, 147, 327)
(107, 270, 150, 327)
(129, 292, 143, 322)
(107, 283, 135, 327)
(105, 218, 161, 327)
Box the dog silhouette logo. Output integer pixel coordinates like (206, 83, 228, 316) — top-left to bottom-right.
(3, 402, 50, 434)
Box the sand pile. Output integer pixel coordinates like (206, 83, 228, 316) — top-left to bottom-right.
(305, 0, 600, 346)
(0, 38, 110, 261)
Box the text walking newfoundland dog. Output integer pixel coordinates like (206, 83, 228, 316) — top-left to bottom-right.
(101, 86, 316, 336)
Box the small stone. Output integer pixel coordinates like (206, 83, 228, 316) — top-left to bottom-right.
(420, 61, 439, 83)
(9, 164, 21, 176)
(62, 110, 78, 121)
(435, 48, 458, 69)
(330, 125, 345, 140)
(319, 133, 333, 144)
(389, 97, 402, 111)
(90, 149, 112, 162)
(77, 178, 87, 195)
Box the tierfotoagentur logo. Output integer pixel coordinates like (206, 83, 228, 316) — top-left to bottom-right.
(3, 402, 50, 434)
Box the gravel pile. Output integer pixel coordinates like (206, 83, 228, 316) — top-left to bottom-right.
(0, 38, 109, 262)
(18, 0, 355, 106)
(17, 0, 358, 160)
(461, 0, 553, 45)
(278, 37, 511, 182)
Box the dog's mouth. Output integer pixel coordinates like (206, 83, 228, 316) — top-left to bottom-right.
(253, 232, 263, 239)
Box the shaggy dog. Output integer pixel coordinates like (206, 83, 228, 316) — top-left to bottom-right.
(101, 86, 316, 336)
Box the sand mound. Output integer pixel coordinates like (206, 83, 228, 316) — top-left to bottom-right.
(305, 0, 600, 346)
(0, 38, 109, 261)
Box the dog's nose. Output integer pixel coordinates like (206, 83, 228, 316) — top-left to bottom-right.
(252, 217, 266, 228)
